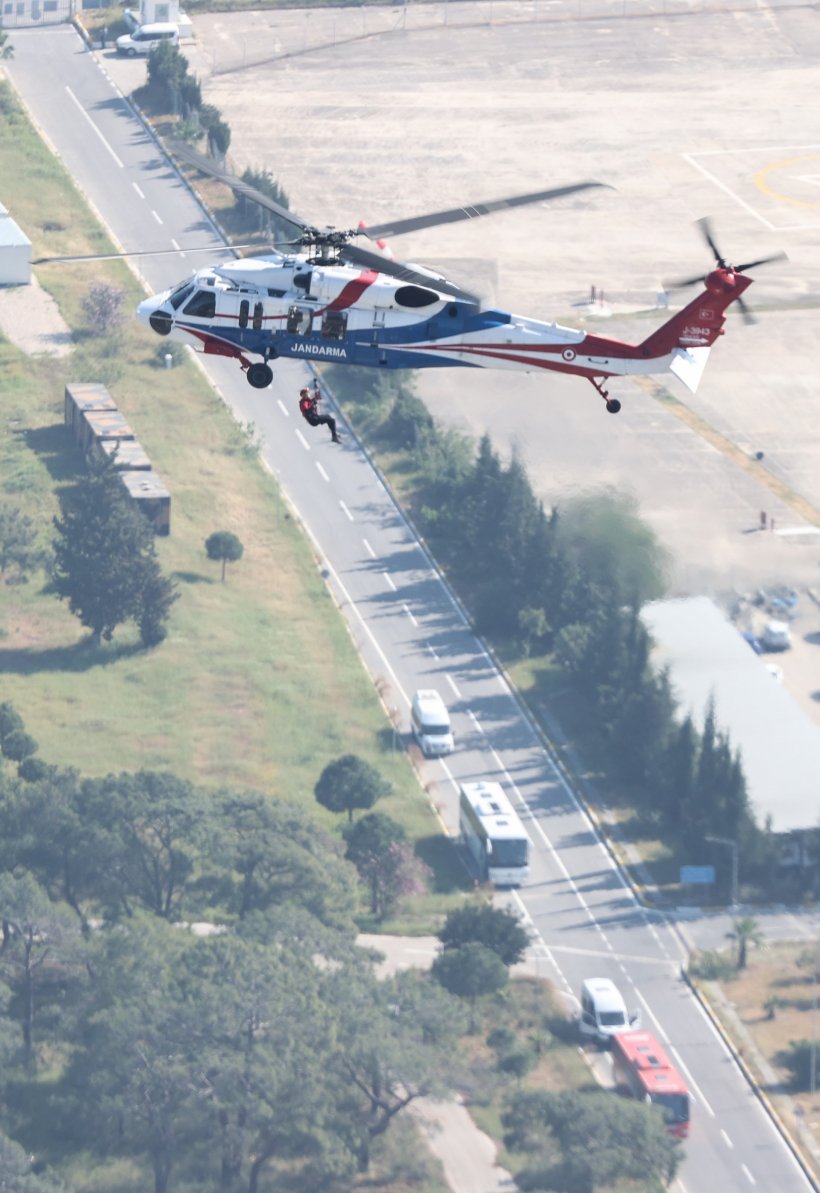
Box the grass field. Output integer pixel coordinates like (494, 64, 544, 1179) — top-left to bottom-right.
(0, 79, 469, 919)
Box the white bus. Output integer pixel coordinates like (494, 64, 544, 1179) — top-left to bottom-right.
(458, 782, 530, 887)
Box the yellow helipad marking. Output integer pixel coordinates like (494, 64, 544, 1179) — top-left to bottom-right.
(755, 154, 820, 211)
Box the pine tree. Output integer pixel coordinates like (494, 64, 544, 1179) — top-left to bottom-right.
(53, 465, 172, 646)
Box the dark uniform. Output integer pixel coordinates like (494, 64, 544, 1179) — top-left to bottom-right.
(298, 384, 339, 443)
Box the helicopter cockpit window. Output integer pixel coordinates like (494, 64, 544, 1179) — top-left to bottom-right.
(321, 311, 347, 341)
(395, 285, 440, 309)
(287, 306, 313, 336)
(169, 282, 195, 311)
(182, 289, 217, 319)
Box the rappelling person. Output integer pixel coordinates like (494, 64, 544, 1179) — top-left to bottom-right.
(298, 380, 340, 443)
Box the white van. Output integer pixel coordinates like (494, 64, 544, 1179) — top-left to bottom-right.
(579, 978, 640, 1046)
(411, 689, 453, 757)
(116, 23, 179, 56)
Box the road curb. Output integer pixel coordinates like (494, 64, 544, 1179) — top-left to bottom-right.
(682, 968, 820, 1191)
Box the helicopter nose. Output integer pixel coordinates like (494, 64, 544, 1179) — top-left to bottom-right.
(137, 296, 173, 337)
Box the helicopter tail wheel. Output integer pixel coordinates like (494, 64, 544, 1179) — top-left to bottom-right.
(589, 376, 619, 412)
(247, 363, 274, 389)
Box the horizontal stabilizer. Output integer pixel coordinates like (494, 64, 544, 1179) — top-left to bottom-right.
(669, 345, 712, 393)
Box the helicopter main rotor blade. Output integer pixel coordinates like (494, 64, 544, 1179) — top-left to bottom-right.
(360, 181, 610, 241)
(166, 140, 309, 235)
(340, 243, 480, 304)
(32, 243, 271, 265)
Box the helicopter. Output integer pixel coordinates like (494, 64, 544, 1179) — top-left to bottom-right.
(106, 143, 787, 413)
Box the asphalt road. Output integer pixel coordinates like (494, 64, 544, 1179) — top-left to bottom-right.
(6, 23, 816, 1193)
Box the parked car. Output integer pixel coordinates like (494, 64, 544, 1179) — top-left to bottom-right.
(761, 620, 791, 652)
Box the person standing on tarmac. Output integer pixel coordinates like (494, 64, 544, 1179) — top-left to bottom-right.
(298, 380, 340, 443)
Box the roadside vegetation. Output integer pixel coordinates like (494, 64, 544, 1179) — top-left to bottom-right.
(687, 934, 820, 1178)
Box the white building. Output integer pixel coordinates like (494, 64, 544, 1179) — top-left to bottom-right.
(125, 0, 192, 38)
(642, 595, 820, 837)
(0, 203, 31, 286)
(1, 0, 72, 27)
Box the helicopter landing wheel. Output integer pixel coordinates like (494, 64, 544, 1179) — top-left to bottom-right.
(605, 398, 622, 414)
(247, 363, 273, 389)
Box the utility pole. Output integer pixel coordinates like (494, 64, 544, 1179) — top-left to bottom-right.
(811, 972, 817, 1096)
(706, 835, 739, 908)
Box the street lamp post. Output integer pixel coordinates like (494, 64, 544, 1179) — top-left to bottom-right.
(706, 835, 739, 908)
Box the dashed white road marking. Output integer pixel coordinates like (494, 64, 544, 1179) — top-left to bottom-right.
(741, 1164, 756, 1185)
(383, 571, 396, 591)
(362, 537, 376, 558)
(277, 399, 289, 417)
(426, 642, 439, 660)
(445, 674, 462, 700)
(667, 1043, 715, 1118)
(721, 1129, 734, 1149)
(132, 181, 145, 199)
(402, 603, 417, 626)
(151, 209, 163, 225)
(340, 500, 354, 521)
(316, 461, 330, 483)
(295, 429, 310, 451)
(170, 238, 184, 256)
(65, 86, 123, 167)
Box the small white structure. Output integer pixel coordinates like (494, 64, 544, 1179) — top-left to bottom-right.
(125, 0, 192, 38)
(0, 202, 32, 286)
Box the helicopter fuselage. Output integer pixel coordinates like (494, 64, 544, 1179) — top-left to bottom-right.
(136, 252, 752, 407)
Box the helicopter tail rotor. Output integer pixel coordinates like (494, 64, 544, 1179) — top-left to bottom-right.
(664, 218, 787, 324)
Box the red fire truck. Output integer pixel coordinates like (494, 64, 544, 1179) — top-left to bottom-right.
(611, 1030, 690, 1139)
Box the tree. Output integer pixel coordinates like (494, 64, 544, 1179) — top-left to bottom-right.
(0, 702, 23, 743)
(0, 729, 37, 763)
(727, 916, 764, 970)
(345, 813, 429, 919)
(78, 771, 216, 919)
(502, 1088, 679, 1193)
(431, 942, 508, 1029)
(52, 463, 170, 645)
(0, 1129, 67, 1192)
(314, 754, 392, 823)
(0, 873, 79, 1068)
(199, 103, 231, 157)
(66, 916, 199, 1193)
(555, 488, 670, 610)
(235, 166, 291, 238)
(518, 605, 549, 657)
(332, 967, 464, 1172)
(216, 791, 357, 931)
(775, 1039, 817, 1092)
(144, 40, 190, 112)
(137, 562, 179, 646)
(205, 530, 244, 581)
(81, 281, 126, 336)
(438, 903, 530, 967)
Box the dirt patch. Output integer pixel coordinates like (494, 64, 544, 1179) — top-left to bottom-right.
(0, 274, 73, 357)
(702, 942, 820, 1176)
